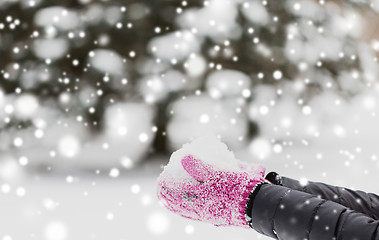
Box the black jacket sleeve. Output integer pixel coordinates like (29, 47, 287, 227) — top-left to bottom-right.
(281, 177, 379, 220)
(249, 184, 379, 240)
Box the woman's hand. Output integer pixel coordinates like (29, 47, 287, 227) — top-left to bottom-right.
(157, 155, 265, 228)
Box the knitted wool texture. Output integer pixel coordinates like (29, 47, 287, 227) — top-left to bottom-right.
(157, 154, 265, 228)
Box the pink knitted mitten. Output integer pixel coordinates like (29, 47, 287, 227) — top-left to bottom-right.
(157, 154, 265, 228)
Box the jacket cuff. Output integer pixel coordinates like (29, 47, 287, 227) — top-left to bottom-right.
(249, 184, 289, 238)
(249, 184, 347, 239)
(244, 182, 268, 228)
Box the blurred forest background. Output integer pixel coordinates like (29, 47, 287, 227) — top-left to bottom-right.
(1, 0, 379, 170)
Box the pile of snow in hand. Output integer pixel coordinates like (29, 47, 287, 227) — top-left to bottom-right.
(167, 95, 248, 150)
(159, 136, 245, 183)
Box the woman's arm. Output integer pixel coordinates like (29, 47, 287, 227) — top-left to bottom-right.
(247, 184, 379, 240)
(279, 175, 379, 220)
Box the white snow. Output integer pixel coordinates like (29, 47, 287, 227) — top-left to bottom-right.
(273, 70, 283, 80)
(177, 0, 240, 40)
(247, 82, 379, 154)
(161, 70, 189, 92)
(1, 1, 379, 239)
(147, 212, 170, 235)
(103, 6, 123, 25)
(248, 138, 272, 160)
(14, 94, 39, 119)
(0, 156, 25, 183)
(148, 31, 200, 62)
(167, 95, 248, 150)
(32, 38, 69, 60)
(57, 135, 81, 158)
(185, 54, 207, 78)
(285, 0, 323, 19)
(206, 70, 251, 98)
(241, 1, 270, 25)
(0, 88, 4, 108)
(328, 10, 362, 38)
(82, 4, 103, 25)
(0, 102, 156, 169)
(44, 221, 68, 240)
(34, 6, 80, 31)
(372, 0, 379, 13)
(358, 43, 379, 82)
(160, 136, 247, 187)
(88, 49, 125, 75)
(285, 34, 343, 63)
(138, 75, 168, 103)
(100, 102, 156, 165)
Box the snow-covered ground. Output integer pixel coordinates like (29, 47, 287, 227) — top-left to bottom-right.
(1, 140, 377, 240)
(0, 157, 267, 240)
